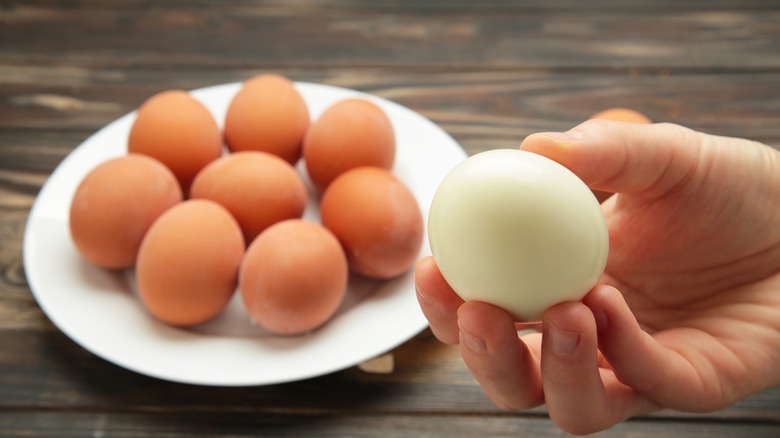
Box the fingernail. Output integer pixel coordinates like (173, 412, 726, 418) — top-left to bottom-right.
(550, 324, 580, 357)
(536, 130, 582, 142)
(591, 307, 609, 334)
(415, 285, 431, 305)
(460, 328, 487, 353)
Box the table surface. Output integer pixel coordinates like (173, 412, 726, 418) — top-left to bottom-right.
(2, 1, 780, 436)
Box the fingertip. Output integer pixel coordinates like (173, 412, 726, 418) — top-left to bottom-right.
(521, 131, 582, 149)
(413, 255, 436, 282)
(582, 284, 638, 336)
(543, 301, 596, 337)
(414, 256, 463, 345)
(418, 256, 463, 300)
(413, 257, 434, 308)
(414, 256, 449, 303)
(585, 283, 620, 301)
(519, 131, 579, 164)
(520, 123, 616, 196)
(457, 301, 517, 347)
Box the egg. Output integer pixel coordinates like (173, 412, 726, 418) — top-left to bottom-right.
(303, 98, 395, 190)
(189, 151, 307, 244)
(427, 149, 609, 322)
(239, 220, 348, 336)
(127, 90, 223, 194)
(590, 107, 652, 124)
(136, 199, 245, 326)
(69, 154, 182, 269)
(320, 167, 422, 279)
(224, 74, 310, 165)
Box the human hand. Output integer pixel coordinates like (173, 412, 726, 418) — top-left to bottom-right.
(415, 120, 780, 434)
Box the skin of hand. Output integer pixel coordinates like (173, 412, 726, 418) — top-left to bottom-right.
(415, 120, 780, 435)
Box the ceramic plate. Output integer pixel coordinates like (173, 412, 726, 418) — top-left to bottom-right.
(23, 81, 466, 386)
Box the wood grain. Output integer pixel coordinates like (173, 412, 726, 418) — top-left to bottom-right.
(2, 1, 780, 436)
(1, 1, 779, 69)
(0, 328, 778, 423)
(1, 69, 778, 154)
(0, 411, 779, 438)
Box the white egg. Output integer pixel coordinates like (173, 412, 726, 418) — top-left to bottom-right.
(428, 149, 608, 322)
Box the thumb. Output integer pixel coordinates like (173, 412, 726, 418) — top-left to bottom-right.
(519, 120, 703, 200)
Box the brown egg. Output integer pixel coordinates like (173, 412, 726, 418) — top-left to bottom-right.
(303, 98, 395, 191)
(189, 151, 307, 244)
(224, 74, 310, 165)
(128, 90, 223, 194)
(69, 154, 182, 269)
(136, 199, 245, 327)
(590, 107, 652, 124)
(588, 108, 652, 203)
(320, 167, 422, 279)
(239, 220, 348, 336)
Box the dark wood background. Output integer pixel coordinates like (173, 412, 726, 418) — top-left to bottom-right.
(1, 1, 779, 436)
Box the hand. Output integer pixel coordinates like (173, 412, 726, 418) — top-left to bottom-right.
(415, 120, 780, 435)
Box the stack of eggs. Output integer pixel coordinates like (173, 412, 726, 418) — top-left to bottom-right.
(68, 74, 423, 336)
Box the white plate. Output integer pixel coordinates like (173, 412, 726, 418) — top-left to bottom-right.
(23, 81, 467, 386)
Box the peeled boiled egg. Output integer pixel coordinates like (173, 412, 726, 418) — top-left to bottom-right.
(303, 98, 395, 190)
(590, 107, 652, 124)
(136, 199, 245, 326)
(69, 154, 182, 269)
(239, 220, 348, 336)
(189, 151, 307, 244)
(128, 90, 223, 194)
(320, 167, 423, 279)
(427, 149, 609, 322)
(224, 74, 310, 165)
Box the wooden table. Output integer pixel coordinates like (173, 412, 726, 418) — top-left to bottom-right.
(2, 1, 779, 436)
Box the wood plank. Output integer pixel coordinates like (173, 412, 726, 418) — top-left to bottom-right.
(1, 4, 779, 69)
(1, 69, 778, 156)
(0, 411, 778, 438)
(0, 129, 88, 175)
(0, 328, 778, 424)
(6, 0, 780, 12)
(0, 329, 497, 413)
(0, 210, 34, 302)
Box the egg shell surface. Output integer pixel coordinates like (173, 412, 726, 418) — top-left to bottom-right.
(189, 151, 307, 245)
(303, 98, 395, 190)
(320, 167, 423, 279)
(136, 199, 245, 327)
(590, 107, 652, 124)
(127, 90, 223, 194)
(224, 74, 310, 165)
(239, 219, 348, 336)
(69, 154, 182, 269)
